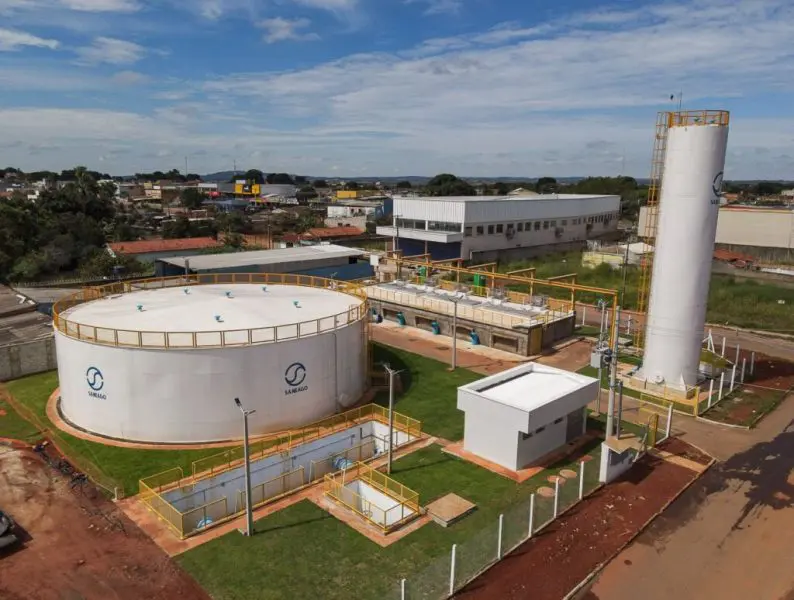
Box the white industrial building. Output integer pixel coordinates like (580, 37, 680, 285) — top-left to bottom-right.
(376, 194, 620, 261)
(457, 363, 598, 471)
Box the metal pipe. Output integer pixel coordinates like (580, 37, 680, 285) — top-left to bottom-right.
(606, 306, 621, 439)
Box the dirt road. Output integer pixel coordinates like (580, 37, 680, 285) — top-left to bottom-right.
(584, 392, 794, 600)
(0, 447, 209, 600)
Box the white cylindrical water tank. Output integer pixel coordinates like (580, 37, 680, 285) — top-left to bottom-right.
(641, 111, 729, 391)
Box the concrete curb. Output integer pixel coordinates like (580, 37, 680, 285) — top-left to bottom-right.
(561, 456, 716, 600)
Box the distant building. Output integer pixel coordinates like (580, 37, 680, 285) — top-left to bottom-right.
(107, 237, 222, 263)
(377, 194, 620, 261)
(639, 204, 794, 261)
(154, 244, 372, 280)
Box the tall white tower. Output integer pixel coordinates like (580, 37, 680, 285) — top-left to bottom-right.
(641, 110, 730, 391)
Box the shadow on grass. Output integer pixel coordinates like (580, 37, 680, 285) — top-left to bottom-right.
(372, 344, 414, 407)
(255, 515, 331, 535)
(392, 454, 455, 475)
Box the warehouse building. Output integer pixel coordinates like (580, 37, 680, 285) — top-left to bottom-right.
(154, 244, 373, 280)
(639, 204, 794, 262)
(376, 194, 620, 261)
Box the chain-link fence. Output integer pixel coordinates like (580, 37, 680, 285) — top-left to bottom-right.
(397, 456, 603, 599)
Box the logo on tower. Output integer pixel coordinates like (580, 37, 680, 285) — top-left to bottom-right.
(86, 366, 107, 399)
(284, 362, 308, 395)
(711, 171, 724, 205)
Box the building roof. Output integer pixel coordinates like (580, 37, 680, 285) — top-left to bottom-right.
(156, 244, 364, 271)
(108, 237, 222, 255)
(303, 226, 365, 239)
(0, 284, 52, 345)
(395, 194, 615, 203)
(459, 362, 597, 413)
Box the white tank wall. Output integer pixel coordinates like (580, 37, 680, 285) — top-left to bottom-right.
(55, 319, 366, 443)
(642, 121, 729, 389)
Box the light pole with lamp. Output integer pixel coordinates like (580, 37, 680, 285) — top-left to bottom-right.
(234, 397, 256, 537)
(382, 364, 403, 474)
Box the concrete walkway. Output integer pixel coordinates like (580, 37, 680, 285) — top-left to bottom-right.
(584, 391, 794, 600)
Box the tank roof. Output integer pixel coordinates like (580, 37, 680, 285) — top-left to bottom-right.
(60, 284, 361, 332)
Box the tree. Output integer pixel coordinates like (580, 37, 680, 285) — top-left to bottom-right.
(395, 180, 412, 189)
(181, 187, 207, 210)
(344, 181, 360, 191)
(494, 182, 509, 196)
(243, 169, 265, 184)
(294, 175, 307, 185)
(312, 179, 328, 188)
(266, 173, 294, 185)
(535, 177, 558, 193)
(425, 174, 476, 196)
(297, 186, 318, 201)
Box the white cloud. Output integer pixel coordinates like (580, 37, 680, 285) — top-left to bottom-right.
(111, 70, 149, 84)
(75, 36, 146, 65)
(292, 0, 357, 10)
(406, 0, 462, 16)
(0, 27, 59, 50)
(257, 17, 319, 43)
(59, 0, 139, 11)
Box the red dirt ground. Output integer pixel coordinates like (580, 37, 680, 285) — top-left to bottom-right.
(455, 452, 702, 600)
(0, 447, 210, 600)
(736, 350, 794, 390)
(656, 437, 712, 466)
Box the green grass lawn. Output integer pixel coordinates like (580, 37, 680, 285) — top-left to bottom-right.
(179, 441, 603, 600)
(372, 344, 480, 441)
(0, 393, 41, 442)
(6, 371, 218, 496)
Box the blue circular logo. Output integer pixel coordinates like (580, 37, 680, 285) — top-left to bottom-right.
(712, 171, 724, 199)
(285, 362, 307, 387)
(86, 367, 104, 391)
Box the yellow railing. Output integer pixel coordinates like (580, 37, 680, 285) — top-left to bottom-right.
(188, 403, 420, 481)
(324, 462, 420, 532)
(51, 273, 368, 350)
(668, 109, 730, 128)
(309, 438, 377, 482)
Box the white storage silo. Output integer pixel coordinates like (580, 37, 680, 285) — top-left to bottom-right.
(53, 276, 368, 444)
(641, 111, 730, 391)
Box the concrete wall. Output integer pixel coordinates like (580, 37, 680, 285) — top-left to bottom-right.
(516, 416, 567, 468)
(460, 390, 523, 470)
(345, 480, 416, 527)
(0, 336, 56, 381)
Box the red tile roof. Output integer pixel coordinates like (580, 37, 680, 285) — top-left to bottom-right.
(714, 249, 755, 263)
(303, 226, 365, 239)
(108, 237, 222, 255)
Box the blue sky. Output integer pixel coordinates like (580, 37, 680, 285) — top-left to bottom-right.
(0, 0, 792, 178)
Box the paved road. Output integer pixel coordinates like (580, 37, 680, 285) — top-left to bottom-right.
(584, 390, 794, 600)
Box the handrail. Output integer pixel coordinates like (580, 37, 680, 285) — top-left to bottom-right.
(51, 272, 367, 350)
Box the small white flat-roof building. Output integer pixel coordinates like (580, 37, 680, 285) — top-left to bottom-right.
(457, 363, 598, 471)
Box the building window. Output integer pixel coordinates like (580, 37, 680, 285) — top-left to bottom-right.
(464, 226, 472, 237)
(525, 222, 532, 230)
(521, 431, 533, 440)
(535, 426, 546, 434)
(496, 224, 504, 234)
(534, 222, 540, 231)
(561, 219, 567, 226)
(553, 417, 564, 425)
(517, 223, 523, 232)
(476, 225, 484, 235)
(428, 220, 461, 233)
(543, 221, 549, 230)
(488, 224, 495, 234)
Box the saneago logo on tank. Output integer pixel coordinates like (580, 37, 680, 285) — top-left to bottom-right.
(86, 366, 107, 400)
(284, 362, 308, 395)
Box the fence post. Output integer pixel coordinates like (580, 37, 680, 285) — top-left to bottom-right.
(578, 461, 585, 500)
(528, 493, 535, 538)
(581, 305, 586, 327)
(449, 544, 457, 597)
(553, 477, 560, 518)
(741, 358, 746, 383)
(718, 372, 725, 402)
(721, 336, 726, 357)
(735, 344, 740, 365)
(730, 365, 737, 392)
(401, 578, 406, 600)
(666, 403, 673, 438)
(708, 379, 714, 409)
(750, 352, 756, 377)
(497, 513, 504, 559)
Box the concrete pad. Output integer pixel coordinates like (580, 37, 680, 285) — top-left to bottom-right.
(426, 493, 477, 527)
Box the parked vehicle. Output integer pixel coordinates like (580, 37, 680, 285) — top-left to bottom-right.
(0, 509, 18, 551)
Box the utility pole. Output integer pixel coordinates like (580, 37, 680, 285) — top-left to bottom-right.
(606, 305, 621, 439)
(234, 397, 256, 537)
(382, 364, 403, 474)
(450, 298, 459, 370)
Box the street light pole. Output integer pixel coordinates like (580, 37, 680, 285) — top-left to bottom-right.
(382, 364, 402, 474)
(234, 397, 256, 537)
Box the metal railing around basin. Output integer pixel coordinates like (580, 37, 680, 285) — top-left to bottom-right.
(51, 272, 368, 349)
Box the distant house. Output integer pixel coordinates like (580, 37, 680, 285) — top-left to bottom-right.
(302, 226, 366, 242)
(107, 237, 222, 263)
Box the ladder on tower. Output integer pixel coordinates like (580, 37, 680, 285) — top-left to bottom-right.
(635, 112, 671, 348)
